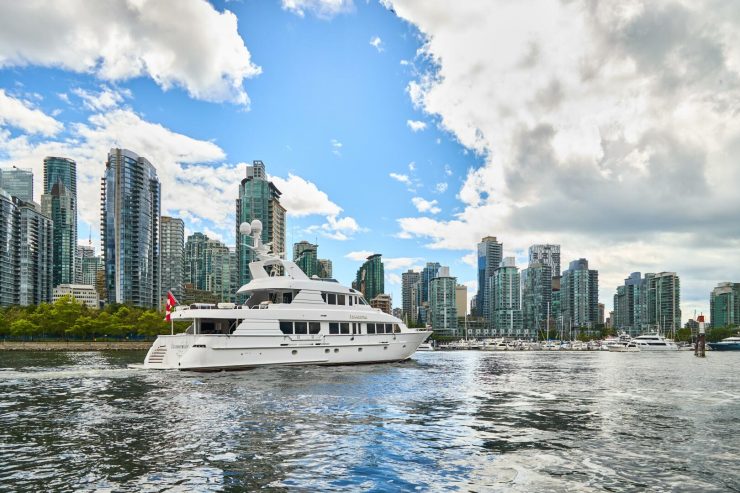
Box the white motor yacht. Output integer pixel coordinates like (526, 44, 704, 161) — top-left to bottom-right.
(134, 221, 431, 371)
(631, 333, 678, 351)
(607, 341, 640, 352)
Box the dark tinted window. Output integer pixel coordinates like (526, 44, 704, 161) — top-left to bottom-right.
(337, 294, 345, 305)
(295, 322, 308, 334)
(309, 322, 321, 334)
(321, 293, 326, 302)
(283, 292, 293, 304)
(367, 323, 375, 334)
(393, 324, 401, 333)
(348, 296, 353, 306)
(340, 322, 350, 334)
(386, 324, 393, 333)
(329, 322, 339, 334)
(327, 293, 336, 305)
(279, 321, 292, 334)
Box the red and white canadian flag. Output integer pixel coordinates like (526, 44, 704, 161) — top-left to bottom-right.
(165, 291, 178, 322)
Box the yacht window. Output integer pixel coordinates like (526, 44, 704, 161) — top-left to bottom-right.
(327, 293, 337, 305)
(377, 323, 386, 334)
(367, 323, 376, 334)
(309, 322, 321, 334)
(321, 293, 327, 302)
(348, 296, 353, 306)
(352, 323, 358, 334)
(295, 321, 308, 334)
(283, 292, 293, 304)
(340, 322, 350, 334)
(386, 323, 394, 333)
(338, 294, 346, 305)
(329, 322, 339, 334)
(393, 324, 401, 333)
(359, 297, 368, 305)
(279, 321, 293, 335)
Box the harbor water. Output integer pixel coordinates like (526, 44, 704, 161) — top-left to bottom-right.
(1, 350, 738, 491)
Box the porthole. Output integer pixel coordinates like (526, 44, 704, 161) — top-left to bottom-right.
(334, 348, 339, 353)
(384, 346, 388, 350)
(358, 347, 363, 352)
(292, 350, 298, 355)
(325, 348, 330, 353)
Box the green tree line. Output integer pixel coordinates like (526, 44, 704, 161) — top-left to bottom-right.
(0, 295, 187, 340)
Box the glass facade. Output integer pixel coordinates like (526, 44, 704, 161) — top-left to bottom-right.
(711, 282, 740, 328)
(491, 258, 523, 338)
(160, 216, 184, 299)
(18, 201, 53, 305)
(184, 232, 235, 303)
(0, 191, 20, 306)
(0, 191, 53, 306)
(528, 244, 561, 278)
(293, 241, 318, 277)
(521, 261, 552, 338)
(430, 275, 458, 337)
(401, 269, 421, 324)
(236, 161, 285, 289)
(561, 258, 599, 332)
(101, 148, 161, 308)
(477, 236, 502, 319)
(41, 157, 77, 288)
(0, 167, 33, 202)
(355, 254, 384, 301)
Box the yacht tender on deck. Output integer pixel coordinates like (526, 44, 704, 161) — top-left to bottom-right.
(136, 220, 431, 371)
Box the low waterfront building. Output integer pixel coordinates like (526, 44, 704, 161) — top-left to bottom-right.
(53, 284, 99, 309)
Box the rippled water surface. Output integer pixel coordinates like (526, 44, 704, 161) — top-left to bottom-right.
(1, 350, 738, 492)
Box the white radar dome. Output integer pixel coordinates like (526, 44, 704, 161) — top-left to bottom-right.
(250, 219, 263, 234)
(239, 222, 252, 235)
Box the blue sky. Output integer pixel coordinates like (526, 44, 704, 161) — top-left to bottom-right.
(1, 0, 740, 320)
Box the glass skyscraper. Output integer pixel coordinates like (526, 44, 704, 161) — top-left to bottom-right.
(0, 191, 52, 306)
(561, 258, 599, 332)
(477, 236, 503, 320)
(41, 156, 77, 287)
(0, 166, 33, 202)
(236, 161, 285, 287)
(355, 254, 384, 301)
(101, 148, 161, 308)
(293, 241, 319, 277)
(160, 216, 184, 300)
(18, 201, 53, 306)
(521, 261, 552, 338)
(183, 232, 236, 303)
(491, 257, 523, 337)
(430, 270, 458, 337)
(710, 282, 740, 329)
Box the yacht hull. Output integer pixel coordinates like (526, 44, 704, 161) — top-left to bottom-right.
(137, 331, 432, 371)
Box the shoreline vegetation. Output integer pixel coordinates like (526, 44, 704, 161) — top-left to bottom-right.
(0, 295, 189, 349)
(0, 340, 152, 351)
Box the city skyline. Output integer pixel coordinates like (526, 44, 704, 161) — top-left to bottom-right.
(0, 1, 738, 319)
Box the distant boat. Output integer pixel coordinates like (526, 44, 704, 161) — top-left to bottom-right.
(608, 341, 640, 352)
(707, 336, 740, 351)
(416, 342, 435, 352)
(632, 334, 678, 351)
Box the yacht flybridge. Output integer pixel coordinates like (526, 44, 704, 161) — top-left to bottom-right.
(135, 220, 431, 371)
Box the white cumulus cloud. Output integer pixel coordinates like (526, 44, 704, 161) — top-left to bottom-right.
(411, 197, 441, 214)
(0, 89, 63, 136)
(370, 36, 384, 52)
(282, 0, 353, 18)
(406, 119, 427, 132)
(388, 0, 740, 317)
(0, 0, 261, 105)
(389, 172, 411, 185)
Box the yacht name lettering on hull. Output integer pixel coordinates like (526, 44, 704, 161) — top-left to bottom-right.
(349, 315, 368, 320)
